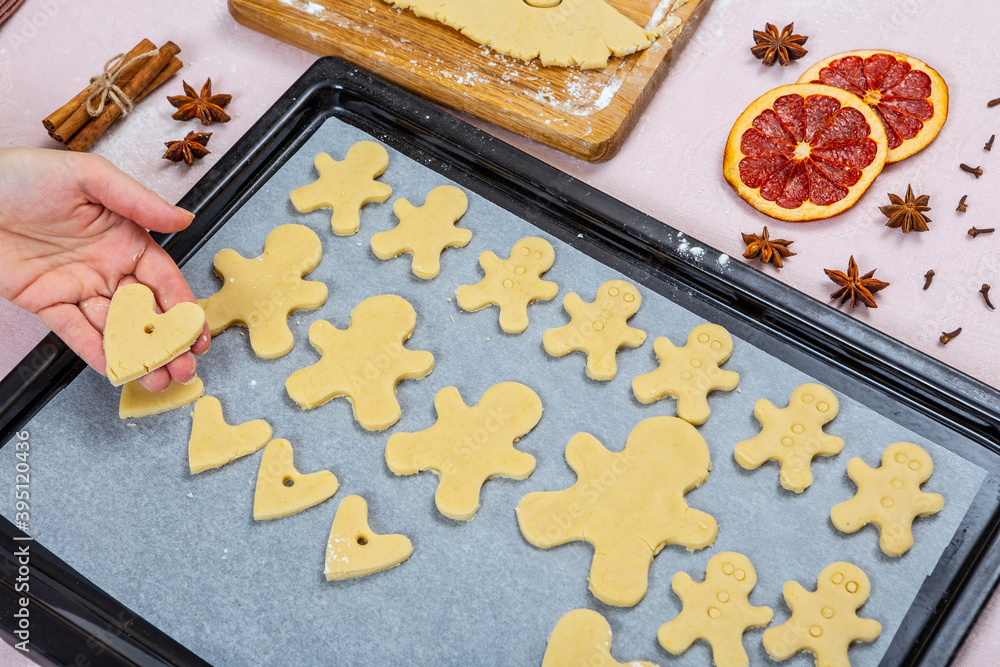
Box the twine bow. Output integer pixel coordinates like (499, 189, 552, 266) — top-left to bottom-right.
(84, 48, 160, 117)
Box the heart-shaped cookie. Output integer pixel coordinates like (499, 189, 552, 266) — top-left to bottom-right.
(188, 396, 272, 474)
(324, 495, 412, 581)
(253, 439, 338, 520)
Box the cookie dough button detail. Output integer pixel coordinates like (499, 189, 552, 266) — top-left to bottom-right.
(541, 609, 659, 667)
(118, 376, 205, 419)
(253, 439, 338, 521)
(187, 396, 272, 474)
(324, 495, 413, 581)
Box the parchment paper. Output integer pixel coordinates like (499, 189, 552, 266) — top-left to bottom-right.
(0, 118, 986, 666)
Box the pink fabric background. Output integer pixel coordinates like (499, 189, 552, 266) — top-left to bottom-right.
(1, 0, 998, 663)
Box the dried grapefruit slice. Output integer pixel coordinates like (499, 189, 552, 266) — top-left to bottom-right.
(798, 50, 948, 163)
(724, 84, 888, 222)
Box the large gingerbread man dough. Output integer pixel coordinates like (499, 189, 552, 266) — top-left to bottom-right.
(831, 442, 944, 557)
(516, 416, 717, 607)
(285, 295, 434, 431)
(542, 609, 658, 667)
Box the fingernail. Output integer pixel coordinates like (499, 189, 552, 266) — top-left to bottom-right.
(174, 205, 195, 220)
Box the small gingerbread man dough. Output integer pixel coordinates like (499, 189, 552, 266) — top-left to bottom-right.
(831, 442, 944, 557)
(542, 609, 659, 667)
(188, 396, 273, 474)
(658, 552, 773, 667)
(285, 295, 434, 431)
(289, 141, 392, 236)
(763, 562, 881, 667)
(197, 224, 328, 359)
(542, 279, 646, 381)
(733, 383, 844, 493)
(253, 438, 339, 521)
(325, 495, 413, 581)
(104, 283, 206, 386)
(385, 382, 542, 520)
(516, 416, 717, 607)
(632, 323, 740, 425)
(370, 185, 472, 279)
(118, 376, 205, 419)
(455, 236, 559, 334)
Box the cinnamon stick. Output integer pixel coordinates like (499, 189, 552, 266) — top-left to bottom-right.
(68, 41, 181, 153)
(134, 57, 182, 104)
(46, 38, 156, 138)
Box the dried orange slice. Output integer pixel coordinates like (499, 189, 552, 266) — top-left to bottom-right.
(798, 50, 948, 163)
(724, 84, 888, 222)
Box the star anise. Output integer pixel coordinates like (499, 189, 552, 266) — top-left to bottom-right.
(824, 256, 889, 308)
(879, 185, 931, 233)
(751, 22, 808, 67)
(167, 78, 232, 125)
(162, 131, 212, 165)
(741, 226, 796, 268)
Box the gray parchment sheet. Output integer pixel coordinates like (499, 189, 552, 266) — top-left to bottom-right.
(1, 117, 986, 666)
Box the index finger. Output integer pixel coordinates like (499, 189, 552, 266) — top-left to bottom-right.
(133, 238, 211, 355)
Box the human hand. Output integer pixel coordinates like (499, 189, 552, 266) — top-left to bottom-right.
(0, 148, 210, 391)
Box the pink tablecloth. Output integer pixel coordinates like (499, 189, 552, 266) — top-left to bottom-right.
(1, 0, 998, 664)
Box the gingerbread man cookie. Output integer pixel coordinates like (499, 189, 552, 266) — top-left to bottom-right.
(104, 283, 206, 386)
(831, 442, 944, 557)
(289, 141, 392, 236)
(285, 295, 434, 431)
(118, 376, 205, 419)
(542, 279, 646, 381)
(763, 562, 881, 667)
(253, 438, 339, 520)
(385, 382, 542, 520)
(455, 236, 559, 334)
(197, 224, 328, 359)
(658, 552, 773, 667)
(632, 323, 740, 426)
(733, 383, 844, 493)
(325, 495, 413, 581)
(370, 185, 472, 279)
(188, 396, 272, 474)
(516, 416, 717, 607)
(542, 609, 658, 667)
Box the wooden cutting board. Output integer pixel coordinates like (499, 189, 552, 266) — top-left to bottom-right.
(228, 0, 711, 162)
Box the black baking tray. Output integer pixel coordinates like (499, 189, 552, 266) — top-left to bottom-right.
(2, 57, 1000, 666)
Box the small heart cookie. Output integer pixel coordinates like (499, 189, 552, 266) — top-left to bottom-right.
(188, 396, 273, 474)
(324, 495, 413, 581)
(253, 439, 338, 520)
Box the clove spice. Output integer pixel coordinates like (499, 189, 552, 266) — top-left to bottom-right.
(960, 163, 984, 178)
(981, 284, 995, 310)
(940, 327, 962, 345)
(969, 227, 995, 238)
(989, 98, 1000, 108)
(987, 135, 996, 151)
(923, 270, 935, 290)
(956, 195, 968, 212)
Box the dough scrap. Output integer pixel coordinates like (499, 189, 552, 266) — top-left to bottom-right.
(253, 438, 339, 520)
(632, 323, 740, 425)
(370, 185, 472, 279)
(384, 0, 682, 70)
(455, 236, 558, 334)
(197, 224, 328, 359)
(831, 442, 944, 557)
(290, 141, 392, 236)
(542, 608, 658, 667)
(285, 295, 435, 431)
(187, 396, 273, 474)
(104, 283, 206, 386)
(733, 383, 844, 493)
(516, 416, 717, 607)
(385, 382, 542, 520)
(118, 376, 205, 419)
(542, 279, 646, 381)
(658, 552, 773, 667)
(325, 495, 413, 581)
(762, 562, 881, 667)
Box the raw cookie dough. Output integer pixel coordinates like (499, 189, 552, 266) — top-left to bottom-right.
(632, 323, 740, 425)
(733, 383, 844, 493)
(542, 608, 658, 667)
(104, 283, 206, 386)
(324, 495, 413, 581)
(370, 185, 472, 279)
(285, 295, 435, 431)
(385, 382, 542, 520)
(542, 279, 646, 381)
(253, 439, 339, 520)
(384, 0, 681, 70)
(831, 442, 944, 557)
(197, 224, 328, 359)
(455, 236, 558, 334)
(657, 552, 773, 667)
(762, 562, 882, 667)
(188, 396, 273, 474)
(118, 376, 205, 419)
(516, 416, 717, 607)
(289, 141, 392, 236)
